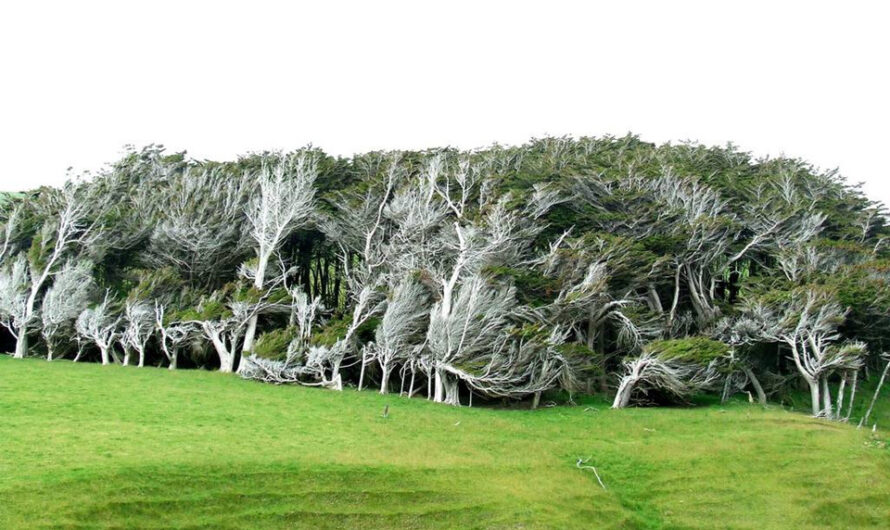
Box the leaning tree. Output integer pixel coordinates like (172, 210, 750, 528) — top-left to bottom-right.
(239, 153, 318, 367)
(9, 183, 96, 358)
(40, 260, 94, 360)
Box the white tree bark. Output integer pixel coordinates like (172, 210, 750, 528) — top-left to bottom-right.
(240, 154, 317, 361)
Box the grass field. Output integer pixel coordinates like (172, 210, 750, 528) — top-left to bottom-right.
(1, 356, 888, 529)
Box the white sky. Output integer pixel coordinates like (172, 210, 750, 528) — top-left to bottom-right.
(1, 1, 888, 205)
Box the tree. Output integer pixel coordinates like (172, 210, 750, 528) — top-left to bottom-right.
(75, 292, 120, 365)
(146, 165, 251, 288)
(187, 289, 272, 373)
(612, 338, 726, 408)
(369, 276, 430, 394)
(40, 260, 94, 360)
(321, 160, 399, 390)
(427, 274, 517, 404)
(745, 288, 866, 418)
(120, 300, 155, 367)
(239, 153, 318, 366)
(12, 183, 95, 358)
(154, 302, 197, 370)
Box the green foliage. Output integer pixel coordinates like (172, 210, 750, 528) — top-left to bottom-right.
(26, 229, 47, 272)
(253, 327, 298, 360)
(311, 315, 351, 347)
(484, 266, 559, 306)
(125, 267, 186, 302)
(646, 337, 730, 365)
(558, 342, 604, 377)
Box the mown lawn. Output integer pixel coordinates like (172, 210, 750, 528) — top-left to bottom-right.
(1, 356, 888, 529)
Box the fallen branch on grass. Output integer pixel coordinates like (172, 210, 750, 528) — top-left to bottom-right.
(576, 457, 607, 490)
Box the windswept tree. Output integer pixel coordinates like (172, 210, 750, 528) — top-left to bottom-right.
(428, 275, 517, 405)
(10, 183, 96, 358)
(154, 302, 198, 370)
(742, 288, 866, 418)
(612, 338, 726, 408)
(40, 260, 94, 360)
(186, 286, 273, 373)
(75, 292, 120, 365)
(146, 165, 252, 287)
(367, 276, 430, 394)
(120, 300, 155, 367)
(319, 161, 399, 389)
(240, 153, 318, 363)
(419, 155, 562, 404)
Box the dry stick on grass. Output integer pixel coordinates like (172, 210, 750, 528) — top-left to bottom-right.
(576, 458, 607, 490)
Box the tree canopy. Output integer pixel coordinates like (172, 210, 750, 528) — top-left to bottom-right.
(2, 135, 888, 417)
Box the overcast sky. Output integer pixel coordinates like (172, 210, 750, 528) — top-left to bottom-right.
(1, 1, 888, 205)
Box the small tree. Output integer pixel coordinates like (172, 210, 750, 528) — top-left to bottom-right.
(187, 292, 270, 373)
(427, 274, 517, 405)
(40, 260, 94, 360)
(120, 300, 155, 367)
(154, 302, 198, 370)
(612, 338, 726, 408)
(371, 277, 430, 394)
(748, 289, 866, 418)
(75, 293, 120, 365)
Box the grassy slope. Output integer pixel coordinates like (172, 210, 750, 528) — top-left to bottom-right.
(1, 357, 888, 529)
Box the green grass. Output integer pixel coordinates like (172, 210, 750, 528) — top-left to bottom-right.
(1, 356, 888, 529)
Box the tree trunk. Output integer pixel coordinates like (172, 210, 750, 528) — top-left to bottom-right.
(647, 283, 663, 313)
(612, 376, 637, 408)
(844, 371, 858, 422)
(358, 351, 367, 391)
(442, 375, 460, 406)
(219, 353, 234, 373)
(99, 345, 110, 365)
(862, 357, 890, 426)
(668, 264, 681, 328)
(532, 391, 541, 409)
(380, 365, 391, 394)
(433, 367, 445, 403)
(169, 351, 178, 370)
(330, 358, 343, 391)
(721, 376, 732, 404)
(821, 376, 833, 419)
(743, 367, 766, 405)
(808, 379, 821, 417)
(242, 317, 259, 357)
(13, 329, 27, 359)
(836, 372, 848, 419)
(241, 254, 269, 356)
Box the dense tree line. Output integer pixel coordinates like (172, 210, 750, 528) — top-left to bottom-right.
(2, 136, 889, 419)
